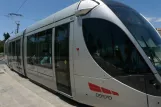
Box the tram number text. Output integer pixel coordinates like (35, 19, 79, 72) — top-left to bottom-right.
(96, 93, 112, 100)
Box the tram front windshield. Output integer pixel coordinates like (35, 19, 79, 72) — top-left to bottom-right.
(105, 1, 161, 75)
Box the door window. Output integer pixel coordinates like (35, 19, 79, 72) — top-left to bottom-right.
(54, 23, 71, 95)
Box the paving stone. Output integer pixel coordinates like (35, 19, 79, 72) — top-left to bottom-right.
(0, 63, 89, 107)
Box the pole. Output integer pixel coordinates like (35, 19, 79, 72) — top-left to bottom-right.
(16, 21, 20, 34)
(6, 13, 23, 34)
(17, 23, 20, 33)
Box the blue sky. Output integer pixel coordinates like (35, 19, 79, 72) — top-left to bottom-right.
(0, 0, 161, 40)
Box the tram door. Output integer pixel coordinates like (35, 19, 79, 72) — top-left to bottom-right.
(54, 23, 71, 95)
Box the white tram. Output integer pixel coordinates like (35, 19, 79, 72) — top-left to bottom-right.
(4, 0, 161, 107)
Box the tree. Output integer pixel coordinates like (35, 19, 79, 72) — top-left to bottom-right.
(0, 44, 3, 53)
(0, 32, 11, 53)
(0, 40, 4, 53)
(3, 32, 10, 41)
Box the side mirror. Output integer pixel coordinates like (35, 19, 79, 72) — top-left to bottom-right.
(76, 0, 99, 17)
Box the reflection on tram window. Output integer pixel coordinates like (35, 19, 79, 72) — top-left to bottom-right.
(12, 41, 16, 61)
(55, 24, 69, 70)
(37, 29, 52, 68)
(83, 18, 151, 76)
(8, 42, 12, 62)
(27, 35, 37, 65)
(9, 42, 11, 56)
(27, 29, 52, 69)
(107, 2, 161, 75)
(15, 39, 21, 64)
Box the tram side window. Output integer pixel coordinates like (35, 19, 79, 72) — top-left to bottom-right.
(9, 42, 12, 63)
(16, 39, 21, 63)
(27, 35, 37, 64)
(8, 42, 12, 62)
(4, 43, 7, 55)
(7, 43, 10, 56)
(36, 29, 52, 68)
(9, 42, 11, 56)
(12, 41, 16, 61)
(16, 39, 20, 56)
(82, 18, 151, 76)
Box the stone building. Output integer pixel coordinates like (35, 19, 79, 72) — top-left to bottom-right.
(156, 28, 161, 36)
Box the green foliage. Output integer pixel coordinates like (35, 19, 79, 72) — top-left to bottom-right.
(0, 40, 4, 53)
(0, 32, 11, 53)
(0, 45, 3, 53)
(3, 32, 10, 41)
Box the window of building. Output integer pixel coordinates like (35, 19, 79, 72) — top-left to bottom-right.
(82, 18, 151, 77)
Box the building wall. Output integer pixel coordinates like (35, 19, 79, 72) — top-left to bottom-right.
(156, 28, 161, 36)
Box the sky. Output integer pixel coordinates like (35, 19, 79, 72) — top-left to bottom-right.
(0, 0, 161, 40)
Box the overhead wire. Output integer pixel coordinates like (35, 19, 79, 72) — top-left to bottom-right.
(15, 0, 38, 21)
(16, 0, 28, 13)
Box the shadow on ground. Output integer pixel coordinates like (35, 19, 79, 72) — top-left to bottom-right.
(30, 80, 92, 107)
(0, 59, 92, 107)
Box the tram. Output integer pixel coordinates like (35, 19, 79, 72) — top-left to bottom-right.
(4, 0, 161, 107)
